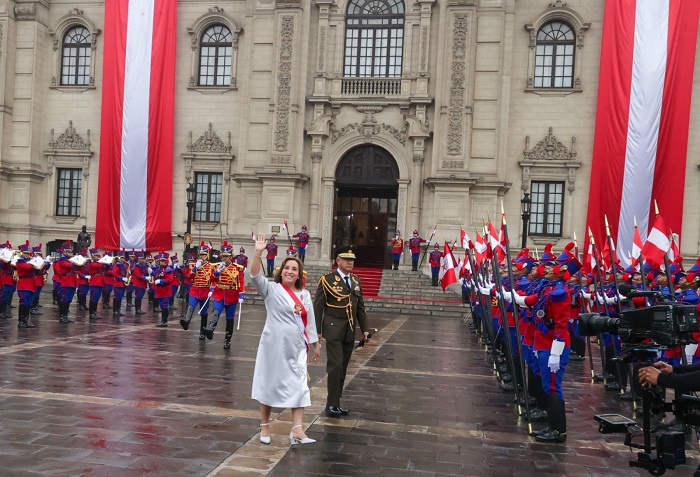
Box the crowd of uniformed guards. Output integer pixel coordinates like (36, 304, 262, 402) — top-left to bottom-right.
(460, 240, 700, 443)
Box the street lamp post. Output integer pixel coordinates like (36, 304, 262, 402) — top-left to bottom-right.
(521, 192, 531, 249)
(184, 183, 196, 256)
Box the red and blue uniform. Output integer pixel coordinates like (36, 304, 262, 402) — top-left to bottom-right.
(293, 228, 309, 262)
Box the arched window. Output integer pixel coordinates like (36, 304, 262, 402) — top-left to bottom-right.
(344, 0, 404, 78)
(199, 25, 232, 86)
(534, 21, 575, 88)
(61, 26, 91, 86)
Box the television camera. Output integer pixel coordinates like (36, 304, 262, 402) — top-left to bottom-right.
(578, 294, 699, 476)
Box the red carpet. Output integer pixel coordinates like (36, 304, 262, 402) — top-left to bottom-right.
(351, 267, 383, 298)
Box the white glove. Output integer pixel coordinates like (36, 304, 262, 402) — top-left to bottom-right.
(147, 267, 153, 274)
(155, 279, 164, 285)
(685, 343, 698, 364)
(581, 291, 592, 299)
(502, 293, 512, 303)
(146, 276, 154, 283)
(195, 260, 203, 268)
(548, 354, 560, 373)
(478, 285, 493, 295)
(513, 294, 528, 307)
(604, 294, 617, 305)
(217, 262, 225, 272)
(121, 277, 128, 283)
(84, 275, 91, 280)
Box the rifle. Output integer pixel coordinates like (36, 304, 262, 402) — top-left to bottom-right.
(418, 225, 437, 268)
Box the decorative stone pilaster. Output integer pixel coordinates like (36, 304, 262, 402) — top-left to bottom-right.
(405, 112, 431, 233)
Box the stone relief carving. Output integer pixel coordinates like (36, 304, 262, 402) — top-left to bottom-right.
(330, 114, 408, 146)
(187, 123, 232, 154)
(420, 26, 429, 71)
(311, 152, 323, 163)
(0, 22, 4, 61)
(49, 121, 91, 150)
(413, 154, 424, 164)
(441, 160, 464, 169)
(15, 3, 37, 21)
(523, 127, 576, 162)
(447, 13, 469, 156)
(318, 26, 326, 70)
(274, 16, 295, 152)
(270, 155, 291, 165)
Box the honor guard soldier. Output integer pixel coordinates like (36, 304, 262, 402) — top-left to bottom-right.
(390, 231, 403, 270)
(153, 252, 174, 327)
(265, 236, 278, 277)
(130, 250, 150, 315)
(408, 230, 427, 271)
(180, 241, 213, 333)
(31, 244, 48, 315)
(87, 249, 106, 320)
(204, 241, 245, 348)
(313, 246, 371, 417)
(170, 254, 182, 306)
(54, 241, 78, 323)
(293, 225, 310, 263)
(286, 244, 297, 257)
(15, 241, 37, 329)
(76, 248, 90, 312)
(182, 253, 195, 298)
(0, 241, 14, 318)
(102, 252, 115, 310)
(517, 243, 580, 443)
(51, 246, 61, 306)
(235, 247, 248, 269)
(111, 250, 130, 317)
(429, 243, 442, 286)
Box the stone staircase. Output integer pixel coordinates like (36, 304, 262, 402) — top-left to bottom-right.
(243, 266, 467, 319)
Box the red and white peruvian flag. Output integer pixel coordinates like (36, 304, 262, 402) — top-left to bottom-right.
(439, 242, 458, 291)
(95, 0, 177, 251)
(641, 214, 671, 269)
(460, 228, 471, 250)
(631, 226, 644, 267)
(585, 0, 700, 266)
(475, 233, 487, 264)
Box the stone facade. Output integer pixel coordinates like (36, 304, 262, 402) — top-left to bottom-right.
(0, 0, 699, 263)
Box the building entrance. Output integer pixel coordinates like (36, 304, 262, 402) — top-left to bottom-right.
(332, 145, 399, 268)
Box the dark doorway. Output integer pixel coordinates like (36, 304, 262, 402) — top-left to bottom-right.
(333, 145, 399, 268)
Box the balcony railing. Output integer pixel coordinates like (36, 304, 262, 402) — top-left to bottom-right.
(340, 77, 402, 96)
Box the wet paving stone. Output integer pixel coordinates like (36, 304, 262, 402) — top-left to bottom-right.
(0, 297, 698, 475)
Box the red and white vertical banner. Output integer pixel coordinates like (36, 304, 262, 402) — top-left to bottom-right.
(96, 0, 177, 251)
(585, 0, 700, 265)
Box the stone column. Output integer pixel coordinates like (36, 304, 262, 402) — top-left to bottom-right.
(321, 178, 336, 262)
(410, 153, 424, 232)
(309, 151, 323, 235)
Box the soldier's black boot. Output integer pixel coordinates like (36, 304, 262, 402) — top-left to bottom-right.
(156, 308, 169, 327)
(169, 295, 175, 308)
(412, 260, 418, 271)
(18, 305, 34, 328)
(59, 303, 74, 323)
(113, 299, 123, 317)
(125, 292, 133, 310)
(180, 305, 195, 330)
(431, 275, 437, 286)
(223, 320, 234, 349)
(89, 301, 99, 320)
(135, 298, 146, 315)
(204, 309, 220, 340)
(79, 295, 88, 311)
(535, 395, 567, 443)
(0, 301, 6, 318)
(199, 314, 208, 340)
(52, 289, 58, 305)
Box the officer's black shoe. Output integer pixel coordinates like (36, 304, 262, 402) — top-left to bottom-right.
(529, 426, 551, 437)
(326, 406, 343, 417)
(618, 391, 635, 401)
(604, 381, 621, 391)
(199, 331, 206, 341)
(180, 318, 190, 330)
(223, 339, 231, 349)
(30, 308, 42, 315)
(516, 395, 537, 406)
(59, 316, 74, 323)
(534, 429, 567, 443)
(155, 321, 168, 328)
(89, 313, 99, 320)
(204, 329, 214, 340)
(500, 382, 516, 392)
(500, 373, 513, 383)
(569, 353, 586, 361)
(135, 309, 146, 315)
(337, 406, 350, 415)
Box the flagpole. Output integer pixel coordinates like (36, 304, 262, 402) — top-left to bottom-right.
(654, 202, 676, 303)
(574, 232, 596, 380)
(418, 225, 437, 269)
(500, 204, 531, 420)
(604, 216, 623, 316)
(588, 229, 610, 385)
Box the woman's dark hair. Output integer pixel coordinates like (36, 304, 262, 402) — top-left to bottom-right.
(274, 256, 304, 289)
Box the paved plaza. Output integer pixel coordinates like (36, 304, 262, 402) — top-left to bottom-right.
(0, 295, 697, 476)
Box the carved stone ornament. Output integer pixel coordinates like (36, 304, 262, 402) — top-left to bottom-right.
(274, 16, 295, 152)
(311, 152, 323, 163)
(330, 113, 408, 146)
(187, 123, 232, 154)
(413, 154, 424, 164)
(15, 3, 37, 21)
(49, 121, 91, 150)
(523, 127, 576, 162)
(270, 155, 291, 165)
(447, 13, 470, 156)
(442, 160, 464, 169)
(318, 26, 326, 70)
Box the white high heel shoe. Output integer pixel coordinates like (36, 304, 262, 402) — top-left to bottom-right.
(289, 424, 316, 445)
(260, 422, 271, 445)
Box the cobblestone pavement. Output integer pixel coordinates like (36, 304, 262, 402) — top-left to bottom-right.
(0, 296, 697, 476)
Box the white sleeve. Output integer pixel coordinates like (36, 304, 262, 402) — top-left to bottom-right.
(250, 270, 270, 299)
(303, 291, 319, 345)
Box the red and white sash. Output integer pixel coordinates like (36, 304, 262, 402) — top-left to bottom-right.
(281, 284, 308, 351)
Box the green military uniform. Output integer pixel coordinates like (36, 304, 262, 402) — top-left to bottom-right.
(313, 247, 369, 411)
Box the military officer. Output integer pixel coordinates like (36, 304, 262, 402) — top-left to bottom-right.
(180, 241, 213, 334)
(15, 241, 37, 329)
(235, 247, 248, 269)
(293, 225, 310, 263)
(54, 241, 79, 323)
(204, 241, 245, 348)
(313, 245, 371, 417)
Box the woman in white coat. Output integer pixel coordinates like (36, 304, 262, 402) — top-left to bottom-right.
(250, 233, 321, 445)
